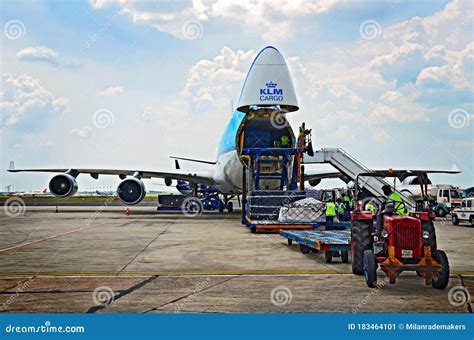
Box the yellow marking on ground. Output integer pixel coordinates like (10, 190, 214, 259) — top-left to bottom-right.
(0, 269, 349, 278)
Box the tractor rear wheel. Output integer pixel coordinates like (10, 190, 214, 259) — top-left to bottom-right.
(351, 220, 373, 275)
(363, 250, 377, 288)
(431, 249, 449, 289)
(341, 251, 349, 263)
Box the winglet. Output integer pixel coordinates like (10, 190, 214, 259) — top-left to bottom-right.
(8, 161, 15, 171)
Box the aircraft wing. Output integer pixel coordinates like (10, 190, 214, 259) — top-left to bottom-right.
(7, 168, 216, 185)
(305, 171, 343, 181)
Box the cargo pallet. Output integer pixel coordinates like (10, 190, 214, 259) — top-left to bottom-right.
(280, 229, 352, 263)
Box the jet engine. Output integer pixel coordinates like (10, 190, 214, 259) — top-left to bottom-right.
(49, 174, 78, 198)
(117, 178, 146, 205)
(308, 179, 321, 187)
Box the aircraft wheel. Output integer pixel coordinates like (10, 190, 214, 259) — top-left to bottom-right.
(227, 201, 233, 213)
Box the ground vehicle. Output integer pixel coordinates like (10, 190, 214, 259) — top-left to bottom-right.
(401, 184, 463, 217)
(432, 185, 463, 217)
(451, 198, 474, 226)
(351, 170, 453, 289)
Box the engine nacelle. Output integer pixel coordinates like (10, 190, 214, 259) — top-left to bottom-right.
(49, 174, 78, 198)
(117, 178, 146, 205)
(308, 179, 321, 187)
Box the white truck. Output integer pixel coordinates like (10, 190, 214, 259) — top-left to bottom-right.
(399, 184, 463, 217)
(451, 198, 474, 226)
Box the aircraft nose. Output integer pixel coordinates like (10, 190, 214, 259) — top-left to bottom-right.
(237, 46, 299, 113)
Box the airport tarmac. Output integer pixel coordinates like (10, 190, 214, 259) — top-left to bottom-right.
(0, 206, 473, 313)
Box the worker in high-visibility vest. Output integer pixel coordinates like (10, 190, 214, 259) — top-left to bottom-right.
(386, 191, 409, 215)
(325, 200, 336, 230)
(336, 198, 345, 221)
(342, 194, 351, 220)
(365, 202, 376, 215)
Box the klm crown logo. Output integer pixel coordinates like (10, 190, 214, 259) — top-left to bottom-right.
(266, 81, 277, 88)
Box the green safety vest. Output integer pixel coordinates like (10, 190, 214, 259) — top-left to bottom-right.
(343, 195, 350, 202)
(325, 203, 336, 216)
(366, 203, 376, 214)
(337, 204, 344, 213)
(387, 192, 408, 215)
(281, 135, 289, 146)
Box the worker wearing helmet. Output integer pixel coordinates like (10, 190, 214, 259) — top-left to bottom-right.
(325, 200, 336, 230)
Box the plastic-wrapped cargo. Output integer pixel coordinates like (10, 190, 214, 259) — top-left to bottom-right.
(278, 197, 326, 223)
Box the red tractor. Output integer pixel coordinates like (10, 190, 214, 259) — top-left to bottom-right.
(351, 170, 457, 289)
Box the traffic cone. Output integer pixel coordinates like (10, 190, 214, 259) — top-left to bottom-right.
(125, 207, 130, 216)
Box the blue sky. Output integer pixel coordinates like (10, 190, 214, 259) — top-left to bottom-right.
(0, 0, 473, 191)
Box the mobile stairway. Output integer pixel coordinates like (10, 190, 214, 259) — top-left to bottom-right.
(303, 148, 416, 209)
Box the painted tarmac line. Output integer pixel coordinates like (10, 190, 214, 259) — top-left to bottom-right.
(0, 222, 109, 254)
(0, 270, 473, 278)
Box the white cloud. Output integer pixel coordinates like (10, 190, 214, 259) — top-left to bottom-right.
(97, 85, 124, 97)
(417, 42, 474, 91)
(89, 0, 339, 41)
(71, 126, 93, 139)
(16, 46, 81, 69)
(0, 73, 68, 129)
